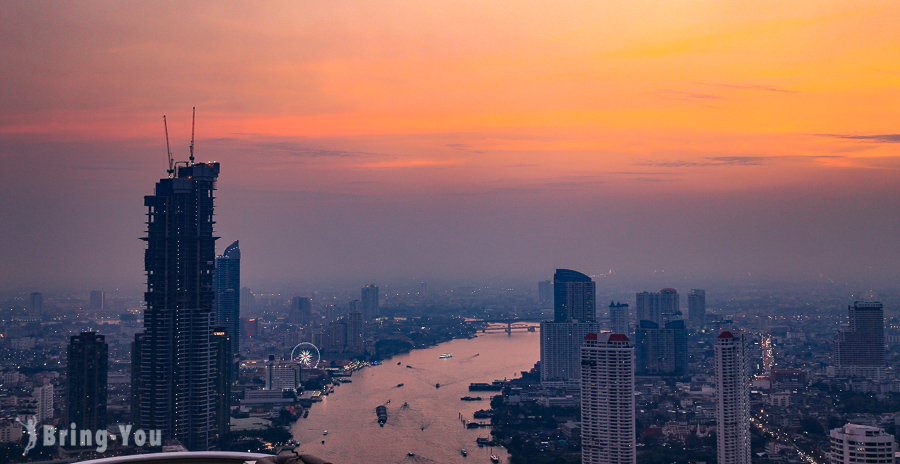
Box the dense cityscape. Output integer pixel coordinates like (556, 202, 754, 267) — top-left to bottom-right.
(2, 155, 900, 464)
(4, 3, 900, 464)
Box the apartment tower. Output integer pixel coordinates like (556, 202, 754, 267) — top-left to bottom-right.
(580, 333, 635, 464)
(715, 330, 751, 464)
(67, 331, 108, 431)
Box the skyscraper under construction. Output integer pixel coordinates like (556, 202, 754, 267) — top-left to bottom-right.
(132, 161, 221, 451)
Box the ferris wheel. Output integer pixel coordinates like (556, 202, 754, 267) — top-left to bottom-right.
(290, 342, 321, 368)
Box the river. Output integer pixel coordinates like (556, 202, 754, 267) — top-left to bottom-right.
(291, 327, 540, 464)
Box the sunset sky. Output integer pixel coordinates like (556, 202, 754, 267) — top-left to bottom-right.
(2, 1, 899, 292)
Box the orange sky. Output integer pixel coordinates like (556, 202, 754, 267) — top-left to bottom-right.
(2, 1, 900, 289)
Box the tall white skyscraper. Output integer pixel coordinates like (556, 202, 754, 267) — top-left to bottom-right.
(829, 423, 896, 464)
(581, 333, 635, 464)
(715, 330, 750, 464)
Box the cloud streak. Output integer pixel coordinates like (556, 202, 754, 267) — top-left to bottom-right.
(818, 134, 900, 143)
(698, 83, 798, 94)
(634, 155, 842, 168)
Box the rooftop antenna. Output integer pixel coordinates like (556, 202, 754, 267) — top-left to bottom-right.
(163, 115, 174, 177)
(189, 107, 195, 165)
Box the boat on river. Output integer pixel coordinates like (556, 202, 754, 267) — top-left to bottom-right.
(440, 353, 453, 358)
(490, 455, 499, 463)
(376, 405, 388, 426)
(460, 449, 468, 457)
(468, 381, 504, 391)
(460, 396, 482, 401)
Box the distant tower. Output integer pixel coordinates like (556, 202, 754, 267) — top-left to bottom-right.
(133, 161, 220, 450)
(33, 381, 54, 424)
(581, 333, 635, 464)
(240, 287, 254, 314)
(554, 269, 596, 322)
(541, 269, 600, 387)
(214, 240, 241, 375)
(210, 327, 231, 448)
(29, 292, 42, 320)
(538, 280, 552, 309)
(634, 319, 687, 376)
(688, 289, 706, 326)
(361, 284, 379, 320)
(347, 311, 364, 352)
(715, 330, 750, 464)
(90, 291, 106, 311)
(608, 301, 629, 336)
(67, 332, 108, 431)
(834, 301, 884, 378)
(290, 297, 312, 325)
(829, 423, 896, 464)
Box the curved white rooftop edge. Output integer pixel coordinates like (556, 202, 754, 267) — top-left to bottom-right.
(79, 451, 272, 464)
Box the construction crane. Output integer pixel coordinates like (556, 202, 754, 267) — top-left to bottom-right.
(189, 107, 195, 164)
(163, 115, 174, 177)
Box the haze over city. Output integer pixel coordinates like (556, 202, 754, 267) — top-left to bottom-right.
(2, 1, 900, 292)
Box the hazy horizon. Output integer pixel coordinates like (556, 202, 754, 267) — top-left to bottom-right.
(3, 2, 899, 293)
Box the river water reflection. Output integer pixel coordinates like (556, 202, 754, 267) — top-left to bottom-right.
(291, 328, 540, 464)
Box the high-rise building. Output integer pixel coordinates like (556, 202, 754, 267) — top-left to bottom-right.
(132, 161, 220, 451)
(67, 331, 108, 431)
(90, 291, 106, 312)
(634, 319, 687, 376)
(265, 356, 300, 391)
(240, 287, 254, 314)
(289, 297, 312, 325)
(833, 301, 884, 379)
(361, 284, 379, 320)
(608, 301, 629, 336)
(210, 327, 231, 448)
(347, 312, 364, 352)
(538, 280, 552, 309)
(581, 333, 635, 464)
(828, 423, 896, 464)
(688, 289, 706, 326)
(314, 322, 348, 353)
(554, 269, 596, 322)
(540, 321, 602, 388)
(29, 292, 42, 320)
(213, 240, 240, 372)
(33, 381, 54, 424)
(635, 289, 679, 326)
(715, 330, 750, 464)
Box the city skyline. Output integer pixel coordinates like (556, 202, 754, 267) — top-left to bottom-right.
(2, 2, 900, 292)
